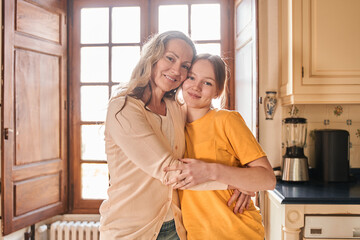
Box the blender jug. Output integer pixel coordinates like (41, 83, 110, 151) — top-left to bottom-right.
(282, 117, 309, 181)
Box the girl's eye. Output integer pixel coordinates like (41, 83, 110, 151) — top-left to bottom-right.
(187, 76, 195, 80)
(204, 81, 213, 86)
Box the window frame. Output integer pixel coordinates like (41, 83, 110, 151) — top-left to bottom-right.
(69, 0, 234, 213)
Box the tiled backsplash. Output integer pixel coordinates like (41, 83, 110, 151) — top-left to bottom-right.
(282, 105, 360, 168)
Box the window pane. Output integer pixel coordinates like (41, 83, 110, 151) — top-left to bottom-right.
(111, 85, 121, 98)
(81, 8, 109, 44)
(112, 46, 140, 83)
(195, 43, 221, 56)
(81, 125, 106, 161)
(191, 4, 220, 40)
(212, 99, 221, 109)
(81, 86, 108, 121)
(81, 47, 109, 83)
(159, 5, 188, 34)
(81, 163, 109, 199)
(112, 7, 140, 43)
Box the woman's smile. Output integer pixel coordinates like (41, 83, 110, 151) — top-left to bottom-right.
(164, 74, 177, 82)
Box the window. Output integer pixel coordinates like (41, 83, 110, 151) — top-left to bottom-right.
(69, 0, 233, 212)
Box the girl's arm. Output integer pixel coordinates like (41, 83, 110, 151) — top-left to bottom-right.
(164, 111, 276, 192)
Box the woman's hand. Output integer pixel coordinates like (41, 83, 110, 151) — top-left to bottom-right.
(227, 189, 254, 214)
(164, 158, 214, 189)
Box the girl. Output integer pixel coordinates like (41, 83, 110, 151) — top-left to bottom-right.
(165, 54, 276, 239)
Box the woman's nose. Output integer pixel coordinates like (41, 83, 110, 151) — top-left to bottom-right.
(170, 62, 181, 75)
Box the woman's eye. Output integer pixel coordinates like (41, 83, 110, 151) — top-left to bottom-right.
(187, 76, 195, 80)
(182, 65, 190, 70)
(166, 56, 174, 62)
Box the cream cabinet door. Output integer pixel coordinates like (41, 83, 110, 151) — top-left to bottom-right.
(280, 0, 360, 105)
(302, 0, 360, 85)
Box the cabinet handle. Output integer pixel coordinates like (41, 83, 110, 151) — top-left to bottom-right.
(354, 228, 360, 237)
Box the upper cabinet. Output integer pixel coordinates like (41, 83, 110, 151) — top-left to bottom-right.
(280, 0, 360, 105)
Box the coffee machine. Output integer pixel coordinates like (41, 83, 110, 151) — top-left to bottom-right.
(314, 129, 350, 182)
(282, 117, 309, 181)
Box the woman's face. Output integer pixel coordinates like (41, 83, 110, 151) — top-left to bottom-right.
(151, 39, 193, 94)
(182, 59, 218, 109)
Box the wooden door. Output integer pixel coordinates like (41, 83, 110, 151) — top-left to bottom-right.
(1, 0, 67, 235)
(234, 0, 258, 137)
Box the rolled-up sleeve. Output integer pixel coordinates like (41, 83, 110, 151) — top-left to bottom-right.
(106, 97, 227, 190)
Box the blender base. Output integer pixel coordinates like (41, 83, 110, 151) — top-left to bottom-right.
(282, 157, 309, 181)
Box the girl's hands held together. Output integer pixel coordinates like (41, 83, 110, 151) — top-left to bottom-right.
(164, 158, 214, 189)
(227, 189, 255, 214)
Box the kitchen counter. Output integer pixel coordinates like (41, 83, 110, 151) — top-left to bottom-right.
(273, 169, 360, 204)
(263, 169, 360, 240)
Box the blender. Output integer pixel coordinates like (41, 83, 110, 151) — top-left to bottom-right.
(282, 117, 309, 181)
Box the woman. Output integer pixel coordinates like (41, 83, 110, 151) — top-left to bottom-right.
(99, 31, 229, 240)
(165, 54, 276, 239)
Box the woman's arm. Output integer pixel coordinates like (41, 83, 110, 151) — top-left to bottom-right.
(106, 97, 180, 184)
(107, 97, 228, 190)
(165, 156, 276, 192)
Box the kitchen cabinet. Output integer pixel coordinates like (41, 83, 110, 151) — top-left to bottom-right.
(262, 172, 360, 240)
(280, 0, 360, 105)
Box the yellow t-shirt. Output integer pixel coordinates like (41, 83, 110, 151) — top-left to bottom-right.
(179, 109, 266, 240)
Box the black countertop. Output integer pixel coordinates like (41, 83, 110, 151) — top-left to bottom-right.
(273, 169, 360, 204)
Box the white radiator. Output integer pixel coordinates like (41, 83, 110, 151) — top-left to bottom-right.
(50, 221, 100, 240)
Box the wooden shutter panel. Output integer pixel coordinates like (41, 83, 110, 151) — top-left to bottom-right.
(1, 0, 68, 235)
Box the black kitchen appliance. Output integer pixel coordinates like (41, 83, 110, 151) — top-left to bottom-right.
(314, 129, 350, 182)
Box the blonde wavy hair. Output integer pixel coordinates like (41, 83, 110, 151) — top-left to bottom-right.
(111, 31, 197, 107)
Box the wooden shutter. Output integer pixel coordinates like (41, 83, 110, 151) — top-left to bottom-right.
(1, 0, 68, 235)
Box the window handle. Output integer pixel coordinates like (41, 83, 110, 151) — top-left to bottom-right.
(4, 128, 13, 140)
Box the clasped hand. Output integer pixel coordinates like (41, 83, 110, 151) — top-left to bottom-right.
(164, 158, 211, 189)
(164, 158, 254, 214)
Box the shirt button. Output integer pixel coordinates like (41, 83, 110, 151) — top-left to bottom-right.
(175, 145, 178, 150)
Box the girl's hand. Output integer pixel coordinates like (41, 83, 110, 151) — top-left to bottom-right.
(163, 158, 213, 189)
(227, 189, 254, 214)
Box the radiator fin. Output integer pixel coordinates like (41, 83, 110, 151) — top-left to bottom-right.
(50, 221, 100, 240)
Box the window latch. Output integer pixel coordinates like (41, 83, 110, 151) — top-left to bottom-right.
(4, 128, 13, 140)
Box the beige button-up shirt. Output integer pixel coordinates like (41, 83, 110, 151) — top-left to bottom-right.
(99, 96, 226, 240)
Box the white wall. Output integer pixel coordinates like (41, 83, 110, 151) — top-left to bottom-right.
(258, 0, 282, 168)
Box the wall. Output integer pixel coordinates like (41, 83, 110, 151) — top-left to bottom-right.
(258, 0, 283, 168)
(282, 104, 360, 168)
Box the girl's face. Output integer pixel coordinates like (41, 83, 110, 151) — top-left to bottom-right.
(151, 39, 193, 94)
(182, 59, 218, 110)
